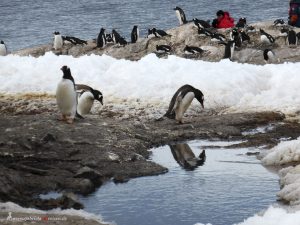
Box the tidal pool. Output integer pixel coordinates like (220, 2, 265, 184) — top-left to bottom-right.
(79, 140, 279, 225)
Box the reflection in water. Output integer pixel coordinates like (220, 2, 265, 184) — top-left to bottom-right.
(169, 143, 205, 170)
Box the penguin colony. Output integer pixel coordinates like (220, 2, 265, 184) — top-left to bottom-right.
(1, 7, 298, 124)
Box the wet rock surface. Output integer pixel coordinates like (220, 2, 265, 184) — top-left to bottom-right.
(11, 21, 300, 64)
(1, 100, 300, 211)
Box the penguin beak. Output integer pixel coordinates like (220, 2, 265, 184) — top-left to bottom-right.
(201, 102, 204, 109)
(99, 99, 103, 105)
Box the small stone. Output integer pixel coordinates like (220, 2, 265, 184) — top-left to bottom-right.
(42, 133, 56, 143)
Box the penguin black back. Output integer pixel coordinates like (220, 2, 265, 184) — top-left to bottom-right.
(97, 28, 106, 48)
(287, 30, 297, 45)
(260, 29, 275, 43)
(174, 6, 187, 25)
(131, 25, 138, 43)
(164, 84, 204, 118)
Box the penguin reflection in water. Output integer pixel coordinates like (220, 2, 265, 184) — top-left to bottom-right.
(169, 143, 206, 170)
(164, 84, 204, 123)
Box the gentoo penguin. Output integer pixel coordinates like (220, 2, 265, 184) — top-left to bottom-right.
(53, 31, 63, 50)
(220, 40, 235, 60)
(210, 32, 226, 42)
(287, 30, 297, 46)
(97, 28, 106, 48)
(230, 28, 242, 48)
(236, 17, 247, 28)
(56, 66, 79, 124)
(77, 87, 103, 116)
(263, 49, 278, 63)
(184, 45, 204, 54)
(0, 40, 7, 56)
(260, 29, 275, 44)
(174, 6, 187, 25)
(274, 19, 285, 26)
(193, 18, 211, 29)
(240, 30, 250, 42)
(105, 34, 114, 44)
(156, 45, 171, 53)
(112, 29, 127, 46)
(169, 144, 205, 170)
(147, 28, 156, 38)
(198, 27, 213, 37)
(164, 84, 204, 124)
(152, 28, 169, 38)
(131, 25, 139, 43)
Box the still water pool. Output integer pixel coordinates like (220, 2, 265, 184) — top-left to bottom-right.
(79, 140, 279, 225)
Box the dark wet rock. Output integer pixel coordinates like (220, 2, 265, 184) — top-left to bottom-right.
(113, 175, 130, 184)
(42, 133, 56, 143)
(0, 111, 299, 210)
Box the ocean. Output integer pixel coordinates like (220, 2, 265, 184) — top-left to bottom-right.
(0, 0, 288, 51)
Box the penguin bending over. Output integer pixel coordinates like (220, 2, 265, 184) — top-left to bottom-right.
(112, 29, 127, 46)
(263, 49, 279, 63)
(0, 40, 7, 56)
(274, 19, 285, 26)
(260, 29, 275, 44)
(174, 6, 187, 25)
(198, 27, 213, 37)
(131, 25, 139, 43)
(164, 84, 204, 124)
(97, 28, 106, 48)
(56, 66, 82, 124)
(76, 86, 103, 116)
(53, 31, 63, 50)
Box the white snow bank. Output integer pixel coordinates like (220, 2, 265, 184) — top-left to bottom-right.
(277, 165, 300, 205)
(235, 206, 300, 225)
(1, 53, 300, 114)
(262, 138, 300, 166)
(0, 202, 107, 223)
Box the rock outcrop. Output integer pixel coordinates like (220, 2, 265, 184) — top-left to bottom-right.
(11, 21, 300, 64)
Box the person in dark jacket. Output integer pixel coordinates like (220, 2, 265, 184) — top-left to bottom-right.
(212, 10, 235, 29)
(289, 0, 300, 27)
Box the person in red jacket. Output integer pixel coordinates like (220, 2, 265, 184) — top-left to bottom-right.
(212, 10, 235, 29)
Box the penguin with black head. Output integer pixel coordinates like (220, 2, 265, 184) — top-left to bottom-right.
(174, 6, 187, 25)
(131, 25, 139, 43)
(56, 66, 83, 124)
(164, 84, 204, 124)
(97, 28, 106, 48)
(0, 40, 7, 56)
(53, 31, 63, 50)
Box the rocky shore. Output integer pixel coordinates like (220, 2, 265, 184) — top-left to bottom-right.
(2, 20, 300, 224)
(11, 21, 300, 64)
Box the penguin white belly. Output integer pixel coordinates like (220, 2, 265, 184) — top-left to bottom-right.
(184, 50, 193, 55)
(176, 10, 183, 25)
(175, 92, 195, 122)
(54, 35, 63, 50)
(77, 92, 94, 115)
(0, 44, 7, 56)
(260, 35, 270, 44)
(137, 28, 140, 41)
(56, 79, 77, 117)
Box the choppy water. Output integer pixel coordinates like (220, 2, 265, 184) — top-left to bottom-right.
(0, 0, 287, 51)
(79, 140, 279, 225)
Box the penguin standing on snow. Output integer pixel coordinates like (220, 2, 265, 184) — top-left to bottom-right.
(56, 66, 81, 124)
(53, 31, 63, 50)
(174, 6, 187, 25)
(131, 25, 139, 43)
(260, 29, 275, 44)
(97, 28, 106, 48)
(76, 86, 103, 116)
(0, 40, 7, 56)
(164, 84, 204, 124)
